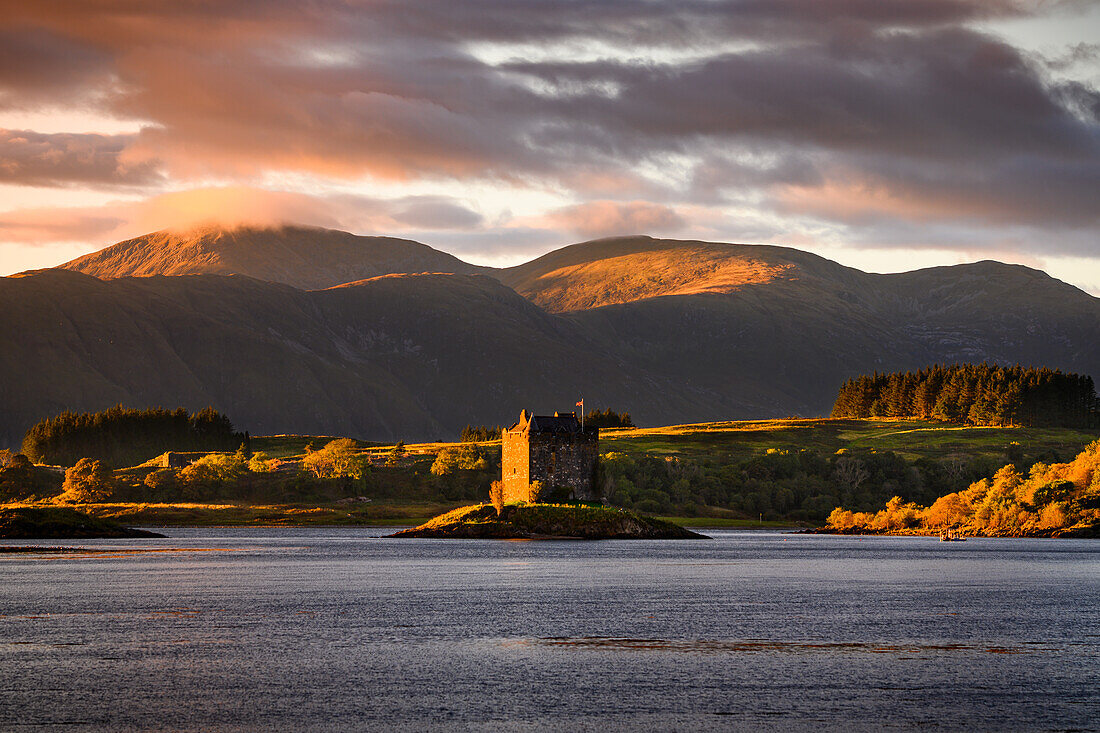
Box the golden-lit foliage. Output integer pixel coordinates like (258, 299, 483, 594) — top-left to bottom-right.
(58, 457, 115, 503)
(179, 453, 247, 486)
(827, 441, 1100, 536)
(248, 451, 275, 473)
(300, 438, 369, 480)
(429, 444, 488, 475)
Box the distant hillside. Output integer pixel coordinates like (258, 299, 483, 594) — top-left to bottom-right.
(3, 228, 1099, 446)
(61, 225, 481, 290)
(520, 238, 1100, 418)
(0, 269, 707, 448)
(496, 236, 861, 312)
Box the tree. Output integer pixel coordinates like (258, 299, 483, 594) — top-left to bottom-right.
(489, 480, 504, 515)
(300, 439, 370, 480)
(430, 444, 487, 475)
(831, 363, 1098, 428)
(833, 456, 869, 494)
(21, 405, 245, 467)
(385, 442, 406, 467)
(583, 409, 634, 428)
(177, 453, 248, 499)
(60, 458, 115, 503)
(0, 454, 47, 500)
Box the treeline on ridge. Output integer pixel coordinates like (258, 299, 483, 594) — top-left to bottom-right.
(22, 406, 245, 467)
(831, 363, 1097, 428)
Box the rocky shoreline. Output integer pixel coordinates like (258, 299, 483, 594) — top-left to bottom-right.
(0, 506, 164, 539)
(390, 503, 706, 539)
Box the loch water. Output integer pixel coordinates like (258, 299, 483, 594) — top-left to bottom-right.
(1, 529, 1098, 731)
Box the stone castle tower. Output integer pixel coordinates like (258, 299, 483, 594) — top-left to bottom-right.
(501, 410, 599, 503)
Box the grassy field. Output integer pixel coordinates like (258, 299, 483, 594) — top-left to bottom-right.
(253, 418, 1095, 464)
(594, 418, 1095, 462)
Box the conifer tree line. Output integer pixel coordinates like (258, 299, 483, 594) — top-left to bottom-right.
(831, 363, 1097, 428)
(583, 408, 634, 429)
(22, 406, 245, 467)
(460, 425, 502, 442)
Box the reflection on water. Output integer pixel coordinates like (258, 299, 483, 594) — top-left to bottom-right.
(1, 529, 1097, 731)
(526, 637, 1046, 655)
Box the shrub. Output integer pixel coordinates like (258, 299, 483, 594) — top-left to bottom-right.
(178, 453, 247, 499)
(489, 480, 504, 515)
(143, 468, 179, 497)
(248, 451, 275, 473)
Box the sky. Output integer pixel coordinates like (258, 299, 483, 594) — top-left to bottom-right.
(0, 0, 1097, 292)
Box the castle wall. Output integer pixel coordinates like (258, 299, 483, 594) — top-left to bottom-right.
(501, 428, 532, 503)
(528, 429, 599, 501)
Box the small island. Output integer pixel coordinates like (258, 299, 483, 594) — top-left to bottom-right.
(389, 503, 705, 539)
(390, 409, 704, 539)
(0, 506, 164, 539)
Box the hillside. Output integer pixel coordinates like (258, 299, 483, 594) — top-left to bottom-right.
(61, 225, 481, 290)
(539, 239, 1100, 417)
(2, 227, 1099, 446)
(0, 269, 704, 448)
(496, 235, 863, 312)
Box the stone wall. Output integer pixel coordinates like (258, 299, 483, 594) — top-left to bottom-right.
(501, 429, 531, 503)
(501, 425, 599, 503)
(528, 430, 599, 501)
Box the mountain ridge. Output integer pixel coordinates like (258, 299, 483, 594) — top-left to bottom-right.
(3, 225, 1096, 448)
(60, 225, 483, 290)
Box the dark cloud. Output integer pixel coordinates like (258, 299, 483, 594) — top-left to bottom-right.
(0, 130, 162, 186)
(0, 27, 111, 104)
(390, 198, 485, 229)
(0, 0, 1096, 253)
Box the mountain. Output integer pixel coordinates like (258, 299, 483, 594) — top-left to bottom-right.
(534, 238, 1100, 417)
(496, 235, 854, 312)
(61, 225, 481, 290)
(4, 227, 1098, 449)
(0, 268, 706, 447)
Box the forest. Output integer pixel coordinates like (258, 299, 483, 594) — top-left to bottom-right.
(831, 363, 1097, 428)
(21, 406, 246, 468)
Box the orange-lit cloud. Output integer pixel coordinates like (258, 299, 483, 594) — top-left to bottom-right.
(0, 187, 485, 247)
(537, 201, 686, 238)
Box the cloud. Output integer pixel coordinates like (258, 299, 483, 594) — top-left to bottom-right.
(0, 0, 1096, 261)
(0, 129, 162, 187)
(540, 200, 687, 238)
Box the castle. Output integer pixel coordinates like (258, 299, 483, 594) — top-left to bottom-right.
(501, 410, 599, 503)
